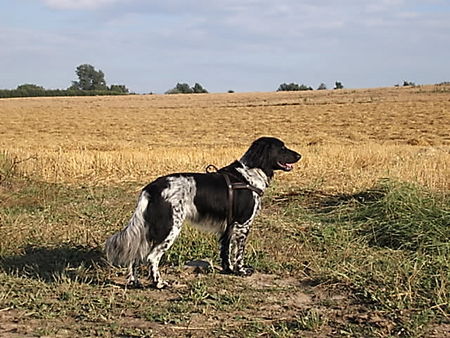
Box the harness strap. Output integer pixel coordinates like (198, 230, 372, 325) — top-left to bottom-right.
(205, 163, 264, 226)
(222, 172, 263, 226)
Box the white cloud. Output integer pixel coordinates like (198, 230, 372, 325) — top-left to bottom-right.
(42, 0, 120, 10)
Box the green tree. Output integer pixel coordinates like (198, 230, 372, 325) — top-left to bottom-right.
(192, 83, 208, 93)
(165, 83, 191, 94)
(277, 83, 312, 91)
(109, 84, 129, 94)
(317, 83, 327, 90)
(165, 82, 208, 94)
(403, 81, 416, 87)
(70, 64, 107, 91)
(334, 81, 344, 89)
(17, 84, 45, 91)
(15, 84, 45, 97)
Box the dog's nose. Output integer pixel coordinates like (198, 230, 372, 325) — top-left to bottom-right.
(296, 153, 302, 161)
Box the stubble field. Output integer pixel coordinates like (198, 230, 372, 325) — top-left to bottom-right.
(1, 85, 449, 191)
(0, 85, 449, 336)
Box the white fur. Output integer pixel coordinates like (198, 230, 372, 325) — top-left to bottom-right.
(105, 191, 151, 267)
(162, 176, 198, 222)
(236, 162, 269, 192)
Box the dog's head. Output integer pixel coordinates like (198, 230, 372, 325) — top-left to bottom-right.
(240, 137, 301, 178)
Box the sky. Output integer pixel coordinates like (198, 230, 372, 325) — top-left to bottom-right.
(1, 0, 450, 93)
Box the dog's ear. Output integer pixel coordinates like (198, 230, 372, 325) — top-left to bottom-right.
(241, 139, 274, 178)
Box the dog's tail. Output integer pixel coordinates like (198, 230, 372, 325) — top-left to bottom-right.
(105, 191, 151, 267)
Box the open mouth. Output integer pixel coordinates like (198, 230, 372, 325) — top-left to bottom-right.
(277, 161, 294, 171)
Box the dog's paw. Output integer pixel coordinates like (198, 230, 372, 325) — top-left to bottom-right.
(126, 279, 144, 289)
(151, 280, 170, 290)
(220, 267, 234, 275)
(235, 265, 255, 277)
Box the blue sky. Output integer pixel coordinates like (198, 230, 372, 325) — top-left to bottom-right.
(1, 0, 449, 93)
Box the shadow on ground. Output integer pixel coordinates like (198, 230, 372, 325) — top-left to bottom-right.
(0, 245, 105, 283)
(273, 187, 385, 212)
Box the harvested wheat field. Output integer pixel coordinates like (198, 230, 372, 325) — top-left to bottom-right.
(0, 85, 449, 337)
(1, 85, 450, 191)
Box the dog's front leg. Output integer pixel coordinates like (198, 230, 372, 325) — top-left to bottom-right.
(219, 226, 234, 274)
(232, 222, 254, 276)
(221, 222, 254, 276)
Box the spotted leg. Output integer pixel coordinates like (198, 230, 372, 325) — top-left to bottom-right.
(219, 225, 233, 274)
(231, 222, 254, 276)
(146, 227, 181, 289)
(220, 221, 254, 276)
(126, 262, 143, 288)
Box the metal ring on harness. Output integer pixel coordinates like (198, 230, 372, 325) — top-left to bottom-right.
(205, 164, 219, 173)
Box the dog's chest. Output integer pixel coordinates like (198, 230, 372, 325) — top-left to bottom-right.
(235, 166, 267, 220)
(236, 167, 268, 192)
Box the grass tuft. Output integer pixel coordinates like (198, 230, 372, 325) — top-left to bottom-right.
(354, 180, 450, 254)
(302, 180, 450, 332)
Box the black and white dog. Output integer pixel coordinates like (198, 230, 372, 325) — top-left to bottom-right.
(105, 137, 301, 288)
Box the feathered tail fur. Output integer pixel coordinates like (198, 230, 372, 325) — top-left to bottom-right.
(105, 191, 151, 267)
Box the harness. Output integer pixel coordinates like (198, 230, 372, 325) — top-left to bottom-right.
(206, 164, 264, 226)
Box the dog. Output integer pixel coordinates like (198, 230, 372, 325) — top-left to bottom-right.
(105, 137, 301, 288)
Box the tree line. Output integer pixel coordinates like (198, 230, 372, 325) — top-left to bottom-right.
(0, 64, 130, 99)
(0, 64, 213, 98)
(0, 84, 129, 99)
(1, 63, 426, 98)
(276, 82, 344, 91)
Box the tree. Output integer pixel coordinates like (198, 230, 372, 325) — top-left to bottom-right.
(165, 82, 208, 94)
(192, 83, 208, 93)
(334, 81, 344, 89)
(317, 83, 327, 90)
(17, 84, 45, 91)
(277, 83, 312, 91)
(15, 84, 45, 97)
(403, 81, 416, 87)
(170, 83, 193, 94)
(278, 83, 297, 91)
(70, 64, 107, 91)
(109, 84, 129, 94)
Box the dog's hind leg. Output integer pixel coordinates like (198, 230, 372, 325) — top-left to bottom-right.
(145, 175, 195, 288)
(146, 226, 181, 289)
(126, 262, 143, 288)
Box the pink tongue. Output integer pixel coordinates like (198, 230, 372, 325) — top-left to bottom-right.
(286, 163, 293, 169)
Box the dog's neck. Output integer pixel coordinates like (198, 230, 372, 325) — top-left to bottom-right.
(236, 161, 270, 192)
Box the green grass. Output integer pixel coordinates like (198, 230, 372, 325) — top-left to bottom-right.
(318, 181, 449, 315)
(0, 157, 448, 336)
(304, 180, 449, 335)
(249, 180, 449, 336)
(352, 180, 449, 253)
